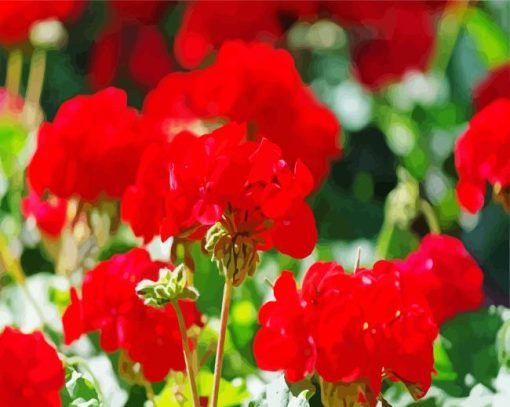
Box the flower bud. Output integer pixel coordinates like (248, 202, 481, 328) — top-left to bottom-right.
(205, 222, 260, 286)
(136, 265, 199, 308)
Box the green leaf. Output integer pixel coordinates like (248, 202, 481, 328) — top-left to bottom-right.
(61, 365, 100, 407)
(0, 116, 28, 177)
(464, 8, 509, 69)
(248, 376, 310, 407)
(156, 371, 249, 407)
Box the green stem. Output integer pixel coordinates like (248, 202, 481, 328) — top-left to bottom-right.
(172, 300, 200, 407)
(0, 233, 47, 327)
(419, 200, 441, 234)
(22, 48, 47, 128)
(210, 277, 233, 407)
(431, 0, 470, 74)
(65, 356, 104, 404)
(5, 48, 23, 109)
(143, 379, 155, 405)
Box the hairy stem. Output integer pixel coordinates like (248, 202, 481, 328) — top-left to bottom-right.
(172, 300, 200, 407)
(23, 48, 47, 128)
(419, 200, 441, 234)
(5, 48, 23, 108)
(210, 277, 233, 407)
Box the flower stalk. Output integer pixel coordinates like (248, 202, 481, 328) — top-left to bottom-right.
(210, 276, 233, 407)
(172, 299, 200, 407)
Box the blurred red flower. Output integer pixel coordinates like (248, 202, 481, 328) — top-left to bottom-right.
(89, 0, 174, 90)
(145, 41, 341, 187)
(122, 122, 317, 259)
(0, 0, 83, 45)
(0, 327, 64, 407)
(62, 248, 203, 382)
(27, 87, 162, 203)
(394, 234, 484, 325)
(21, 190, 68, 238)
(254, 260, 437, 402)
(473, 63, 510, 112)
(455, 98, 510, 213)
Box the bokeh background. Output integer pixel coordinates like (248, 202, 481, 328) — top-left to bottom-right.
(0, 1, 509, 406)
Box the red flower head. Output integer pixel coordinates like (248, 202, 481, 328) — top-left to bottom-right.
(454, 98, 510, 213)
(62, 248, 203, 382)
(254, 260, 437, 403)
(21, 189, 68, 238)
(145, 41, 341, 187)
(0, 0, 83, 45)
(121, 122, 318, 260)
(0, 327, 64, 407)
(473, 62, 510, 112)
(27, 87, 162, 203)
(394, 234, 484, 326)
(336, 1, 434, 89)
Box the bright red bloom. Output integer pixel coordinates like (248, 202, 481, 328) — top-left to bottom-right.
(454, 98, 510, 213)
(145, 41, 341, 186)
(62, 248, 203, 382)
(473, 63, 510, 112)
(21, 190, 68, 237)
(27, 87, 162, 203)
(0, 0, 82, 45)
(394, 234, 484, 325)
(122, 122, 317, 258)
(0, 327, 64, 407)
(254, 260, 437, 402)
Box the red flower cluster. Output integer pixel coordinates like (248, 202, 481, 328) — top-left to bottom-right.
(254, 261, 438, 402)
(0, 327, 64, 407)
(394, 234, 484, 325)
(254, 233, 484, 401)
(174, 1, 314, 69)
(336, 1, 437, 90)
(22, 190, 68, 238)
(473, 63, 510, 112)
(174, 1, 440, 90)
(145, 41, 341, 186)
(62, 248, 203, 382)
(122, 122, 317, 259)
(0, 0, 82, 45)
(454, 98, 510, 213)
(27, 87, 162, 203)
(90, 0, 174, 89)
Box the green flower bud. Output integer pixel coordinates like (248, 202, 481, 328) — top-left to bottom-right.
(136, 265, 199, 308)
(205, 222, 260, 286)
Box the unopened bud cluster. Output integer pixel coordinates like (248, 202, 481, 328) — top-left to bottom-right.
(136, 265, 198, 308)
(205, 222, 260, 286)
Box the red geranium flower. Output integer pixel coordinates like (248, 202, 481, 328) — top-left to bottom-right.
(473, 62, 510, 112)
(89, 0, 174, 90)
(0, 0, 83, 45)
(454, 98, 510, 213)
(254, 260, 437, 402)
(394, 234, 484, 325)
(122, 122, 317, 259)
(144, 41, 341, 187)
(27, 87, 162, 203)
(341, 1, 436, 90)
(174, 1, 316, 69)
(21, 189, 68, 238)
(62, 248, 203, 382)
(0, 327, 64, 407)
